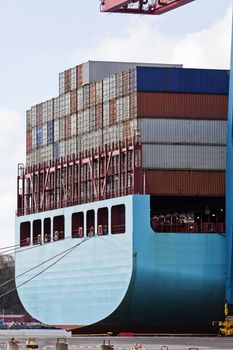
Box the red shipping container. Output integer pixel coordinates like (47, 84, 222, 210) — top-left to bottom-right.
(109, 99, 117, 126)
(77, 64, 84, 88)
(96, 103, 103, 129)
(26, 130, 32, 154)
(64, 69, 71, 93)
(137, 92, 228, 120)
(145, 169, 225, 196)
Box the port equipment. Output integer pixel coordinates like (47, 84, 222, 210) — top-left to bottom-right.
(7, 339, 19, 350)
(56, 338, 68, 350)
(25, 339, 38, 350)
(100, 0, 194, 15)
(100, 340, 114, 350)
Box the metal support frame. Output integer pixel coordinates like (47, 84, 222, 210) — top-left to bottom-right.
(16, 137, 142, 217)
(100, 0, 194, 15)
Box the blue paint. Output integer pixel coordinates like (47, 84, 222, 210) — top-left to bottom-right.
(15, 195, 225, 328)
(136, 67, 229, 94)
(47, 121, 54, 144)
(36, 126, 43, 148)
(226, 23, 233, 305)
(53, 142, 60, 160)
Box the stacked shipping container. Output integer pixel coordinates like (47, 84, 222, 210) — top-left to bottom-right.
(25, 61, 229, 198)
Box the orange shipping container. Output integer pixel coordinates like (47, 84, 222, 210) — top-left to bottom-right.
(77, 64, 84, 88)
(64, 69, 71, 93)
(145, 170, 225, 196)
(109, 99, 117, 126)
(36, 103, 43, 124)
(70, 90, 77, 114)
(122, 120, 131, 139)
(137, 92, 228, 120)
(26, 130, 32, 154)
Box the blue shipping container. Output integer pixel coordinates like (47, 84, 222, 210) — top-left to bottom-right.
(53, 143, 60, 160)
(47, 121, 54, 144)
(36, 126, 43, 148)
(136, 67, 229, 95)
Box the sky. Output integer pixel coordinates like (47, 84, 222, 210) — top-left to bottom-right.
(0, 0, 232, 249)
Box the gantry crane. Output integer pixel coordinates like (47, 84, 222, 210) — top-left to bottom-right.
(100, 0, 194, 15)
(100, 0, 233, 336)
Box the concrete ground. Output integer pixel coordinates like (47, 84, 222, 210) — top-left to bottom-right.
(0, 331, 233, 350)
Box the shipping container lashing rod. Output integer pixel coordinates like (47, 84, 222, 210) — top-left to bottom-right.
(100, 0, 194, 15)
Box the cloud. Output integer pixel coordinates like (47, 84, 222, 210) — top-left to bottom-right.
(0, 109, 24, 250)
(73, 6, 231, 69)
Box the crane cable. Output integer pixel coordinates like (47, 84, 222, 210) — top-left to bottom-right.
(0, 235, 94, 300)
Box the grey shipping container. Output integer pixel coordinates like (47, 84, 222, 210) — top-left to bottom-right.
(138, 119, 227, 145)
(142, 144, 225, 170)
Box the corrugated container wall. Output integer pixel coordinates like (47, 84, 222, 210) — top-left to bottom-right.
(137, 93, 228, 120)
(139, 119, 226, 145)
(145, 170, 225, 196)
(136, 67, 229, 94)
(142, 144, 225, 170)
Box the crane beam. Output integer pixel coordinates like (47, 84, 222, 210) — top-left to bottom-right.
(100, 0, 195, 15)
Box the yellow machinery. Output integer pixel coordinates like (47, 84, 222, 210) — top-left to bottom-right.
(213, 304, 233, 336)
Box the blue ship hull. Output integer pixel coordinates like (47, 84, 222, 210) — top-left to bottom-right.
(15, 195, 226, 330)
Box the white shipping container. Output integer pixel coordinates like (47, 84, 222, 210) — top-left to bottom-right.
(122, 95, 130, 121)
(90, 107, 96, 131)
(47, 99, 53, 121)
(60, 141, 66, 158)
(59, 118, 65, 140)
(59, 94, 66, 118)
(42, 101, 48, 122)
(103, 77, 110, 103)
(139, 119, 227, 145)
(116, 98, 123, 123)
(77, 111, 84, 135)
(42, 123, 47, 146)
(109, 74, 116, 100)
(83, 109, 90, 134)
(31, 106, 37, 127)
(66, 138, 77, 156)
(54, 97, 60, 119)
(54, 119, 60, 142)
(142, 144, 226, 170)
(77, 88, 83, 111)
(71, 114, 77, 136)
(71, 67, 77, 91)
(103, 101, 109, 128)
(41, 145, 53, 163)
(32, 127, 37, 150)
(59, 72, 65, 95)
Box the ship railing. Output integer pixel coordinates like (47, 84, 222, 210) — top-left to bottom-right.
(151, 222, 226, 234)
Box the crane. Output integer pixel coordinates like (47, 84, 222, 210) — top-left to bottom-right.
(100, 0, 233, 336)
(100, 0, 194, 15)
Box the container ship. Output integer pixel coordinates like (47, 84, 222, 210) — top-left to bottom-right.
(15, 61, 229, 332)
